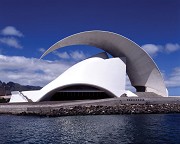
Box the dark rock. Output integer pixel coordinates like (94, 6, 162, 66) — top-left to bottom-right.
(0, 80, 42, 96)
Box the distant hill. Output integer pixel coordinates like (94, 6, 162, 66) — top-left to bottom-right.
(0, 81, 42, 96)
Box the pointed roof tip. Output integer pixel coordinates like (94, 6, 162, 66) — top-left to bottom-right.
(40, 52, 47, 60)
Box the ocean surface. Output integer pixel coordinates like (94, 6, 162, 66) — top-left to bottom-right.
(0, 114, 179, 144)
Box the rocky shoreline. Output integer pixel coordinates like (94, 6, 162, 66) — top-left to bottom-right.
(14, 103, 180, 117)
(1, 97, 180, 117)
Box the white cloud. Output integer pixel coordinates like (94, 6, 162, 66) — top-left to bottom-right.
(54, 50, 88, 61)
(0, 37, 23, 49)
(165, 67, 180, 88)
(1, 26, 23, 37)
(165, 43, 180, 53)
(53, 51, 70, 59)
(38, 48, 46, 53)
(70, 50, 87, 61)
(141, 44, 161, 56)
(0, 54, 72, 86)
(141, 43, 180, 56)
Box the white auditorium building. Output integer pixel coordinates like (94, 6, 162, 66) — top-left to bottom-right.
(10, 31, 168, 103)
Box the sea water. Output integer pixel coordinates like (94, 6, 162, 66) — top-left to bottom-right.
(0, 114, 179, 144)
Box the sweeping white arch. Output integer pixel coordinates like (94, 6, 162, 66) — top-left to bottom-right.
(41, 30, 167, 96)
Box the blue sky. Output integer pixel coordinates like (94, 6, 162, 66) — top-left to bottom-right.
(0, 0, 179, 95)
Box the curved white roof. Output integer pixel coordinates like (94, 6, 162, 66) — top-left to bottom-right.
(9, 57, 126, 102)
(41, 30, 167, 96)
(37, 57, 126, 101)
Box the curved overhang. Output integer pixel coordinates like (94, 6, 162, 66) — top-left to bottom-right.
(41, 30, 167, 96)
(38, 83, 117, 101)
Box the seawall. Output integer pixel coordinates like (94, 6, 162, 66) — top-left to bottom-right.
(0, 97, 180, 116)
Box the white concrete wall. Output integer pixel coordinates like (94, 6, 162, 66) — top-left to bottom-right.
(9, 91, 28, 103)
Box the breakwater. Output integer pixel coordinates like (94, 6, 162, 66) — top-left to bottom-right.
(18, 104, 180, 116)
(0, 97, 180, 116)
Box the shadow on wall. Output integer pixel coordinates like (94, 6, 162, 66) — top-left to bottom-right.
(50, 92, 111, 101)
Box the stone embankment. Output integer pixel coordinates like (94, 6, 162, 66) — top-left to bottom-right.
(25, 104, 180, 116)
(1, 97, 180, 117)
(4, 103, 180, 117)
